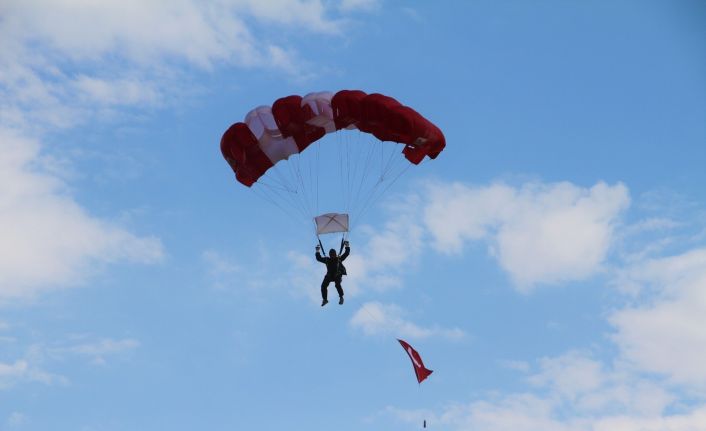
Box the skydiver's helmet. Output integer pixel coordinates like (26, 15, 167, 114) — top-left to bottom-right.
(329, 249, 337, 258)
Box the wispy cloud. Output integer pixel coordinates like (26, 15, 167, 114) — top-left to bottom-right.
(340, 0, 381, 12)
(47, 337, 140, 366)
(201, 245, 288, 293)
(499, 359, 530, 372)
(0, 334, 140, 390)
(0, 129, 164, 302)
(5, 412, 26, 428)
(609, 248, 706, 389)
(0, 358, 67, 390)
(202, 249, 242, 290)
(350, 301, 464, 340)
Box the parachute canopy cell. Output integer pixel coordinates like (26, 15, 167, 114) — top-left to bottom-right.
(220, 90, 446, 187)
(314, 213, 349, 235)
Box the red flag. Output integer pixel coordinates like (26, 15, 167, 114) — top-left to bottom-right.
(398, 339, 433, 384)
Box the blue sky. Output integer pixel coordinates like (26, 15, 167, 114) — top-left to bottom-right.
(1, 1, 705, 430)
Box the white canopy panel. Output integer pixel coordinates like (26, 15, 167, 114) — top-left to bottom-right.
(314, 213, 349, 235)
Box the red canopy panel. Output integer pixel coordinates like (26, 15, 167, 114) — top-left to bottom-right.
(272, 95, 326, 151)
(221, 89, 446, 187)
(220, 123, 273, 187)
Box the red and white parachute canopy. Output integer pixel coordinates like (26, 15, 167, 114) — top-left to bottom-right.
(220, 90, 445, 187)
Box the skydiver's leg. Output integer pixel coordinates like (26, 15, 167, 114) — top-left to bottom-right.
(321, 275, 332, 305)
(335, 277, 344, 304)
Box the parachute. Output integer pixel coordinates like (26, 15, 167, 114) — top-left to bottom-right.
(220, 89, 445, 238)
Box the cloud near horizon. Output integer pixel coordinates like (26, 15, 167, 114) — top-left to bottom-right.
(387, 348, 703, 431)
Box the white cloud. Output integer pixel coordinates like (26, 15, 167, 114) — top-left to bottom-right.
(0, 128, 164, 302)
(284, 249, 324, 300)
(71, 75, 162, 107)
(202, 249, 245, 290)
(388, 350, 696, 431)
(202, 245, 296, 293)
(528, 351, 674, 416)
(610, 248, 706, 389)
(424, 181, 629, 291)
(6, 412, 26, 428)
(47, 337, 140, 365)
(0, 360, 29, 385)
(0, 333, 138, 390)
(499, 359, 530, 372)
(0, 359, 67, 390)
(340, 0, 380, 12)
(0, 0, 340, 131)
(390, 398, 706, 431)
(401, 7, 424, 22)
(590, 411, 706, 431)
(350, 301, 464, 340)
(241, 0, 343, 33)
(0, 0, 339, 68)
(528, 351, 605, 400)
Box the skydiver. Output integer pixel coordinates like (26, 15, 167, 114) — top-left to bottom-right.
(315, 241, 350, 306)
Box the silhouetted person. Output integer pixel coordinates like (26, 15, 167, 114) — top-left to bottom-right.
(315, 241, 350, 306)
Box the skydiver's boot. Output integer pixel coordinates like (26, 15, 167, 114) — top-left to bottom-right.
(339, 296, 344, 305)
(321, 299, 328, 306)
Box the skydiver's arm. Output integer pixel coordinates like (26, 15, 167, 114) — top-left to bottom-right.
(315, 252, 327, 263)
(340, 245, 350, 261)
